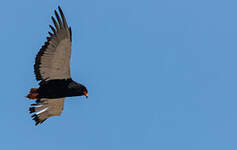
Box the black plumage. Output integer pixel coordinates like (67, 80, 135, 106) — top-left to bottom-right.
(37, 79, 87, 99)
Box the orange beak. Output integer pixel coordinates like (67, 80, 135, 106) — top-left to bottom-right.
(84, 91, 88, 99)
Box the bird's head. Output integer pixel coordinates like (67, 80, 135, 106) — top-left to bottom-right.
(69, 81, 88, 98)
(78, 84, 88, 98)
(83, 88, 88, 99)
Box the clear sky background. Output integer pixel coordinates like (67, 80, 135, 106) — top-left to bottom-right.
(0, 0, 236, 149)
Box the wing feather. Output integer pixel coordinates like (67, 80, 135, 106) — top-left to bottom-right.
(58, 6, 68, 28)
(51, 16, 59, 31)
(29, 98, 65, 125)
(34, 7, 72, 81)
(48, 31, 53, 37)
(54, 10, 63, 28)
(49, 25, 56, 34)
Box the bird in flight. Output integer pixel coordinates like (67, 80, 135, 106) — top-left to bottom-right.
(27, 6, 88, 126)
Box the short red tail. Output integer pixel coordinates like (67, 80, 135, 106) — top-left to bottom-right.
(26, 88, 39, 99)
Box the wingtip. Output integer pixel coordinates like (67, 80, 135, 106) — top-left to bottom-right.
(29, 107, 35, 113)
(48, 31, 53, 37)
(32, 114, 40, 125)
(49, 25, 56, 34)
(54, 10, 58, 15)
(31, 113, 47, 126)
(58, 6, 62, 11)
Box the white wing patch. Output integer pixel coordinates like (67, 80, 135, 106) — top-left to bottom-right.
(36, 107, 48, 115)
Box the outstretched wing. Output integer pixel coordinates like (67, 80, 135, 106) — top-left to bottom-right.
(29, 98, 65, 125)
(34, 6, 72, 81)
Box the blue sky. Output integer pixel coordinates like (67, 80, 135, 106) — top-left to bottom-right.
(0, 0, 236, 149)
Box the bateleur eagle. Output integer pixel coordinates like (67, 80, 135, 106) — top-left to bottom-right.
(27, 6, 88, 126)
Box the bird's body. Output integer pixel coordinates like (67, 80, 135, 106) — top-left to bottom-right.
(37, 79, 87, 99)
(27, 6, 88, 125)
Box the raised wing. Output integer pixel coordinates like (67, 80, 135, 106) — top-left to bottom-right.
(29, 98, 65, 125)
(34, 6, 72, 81)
